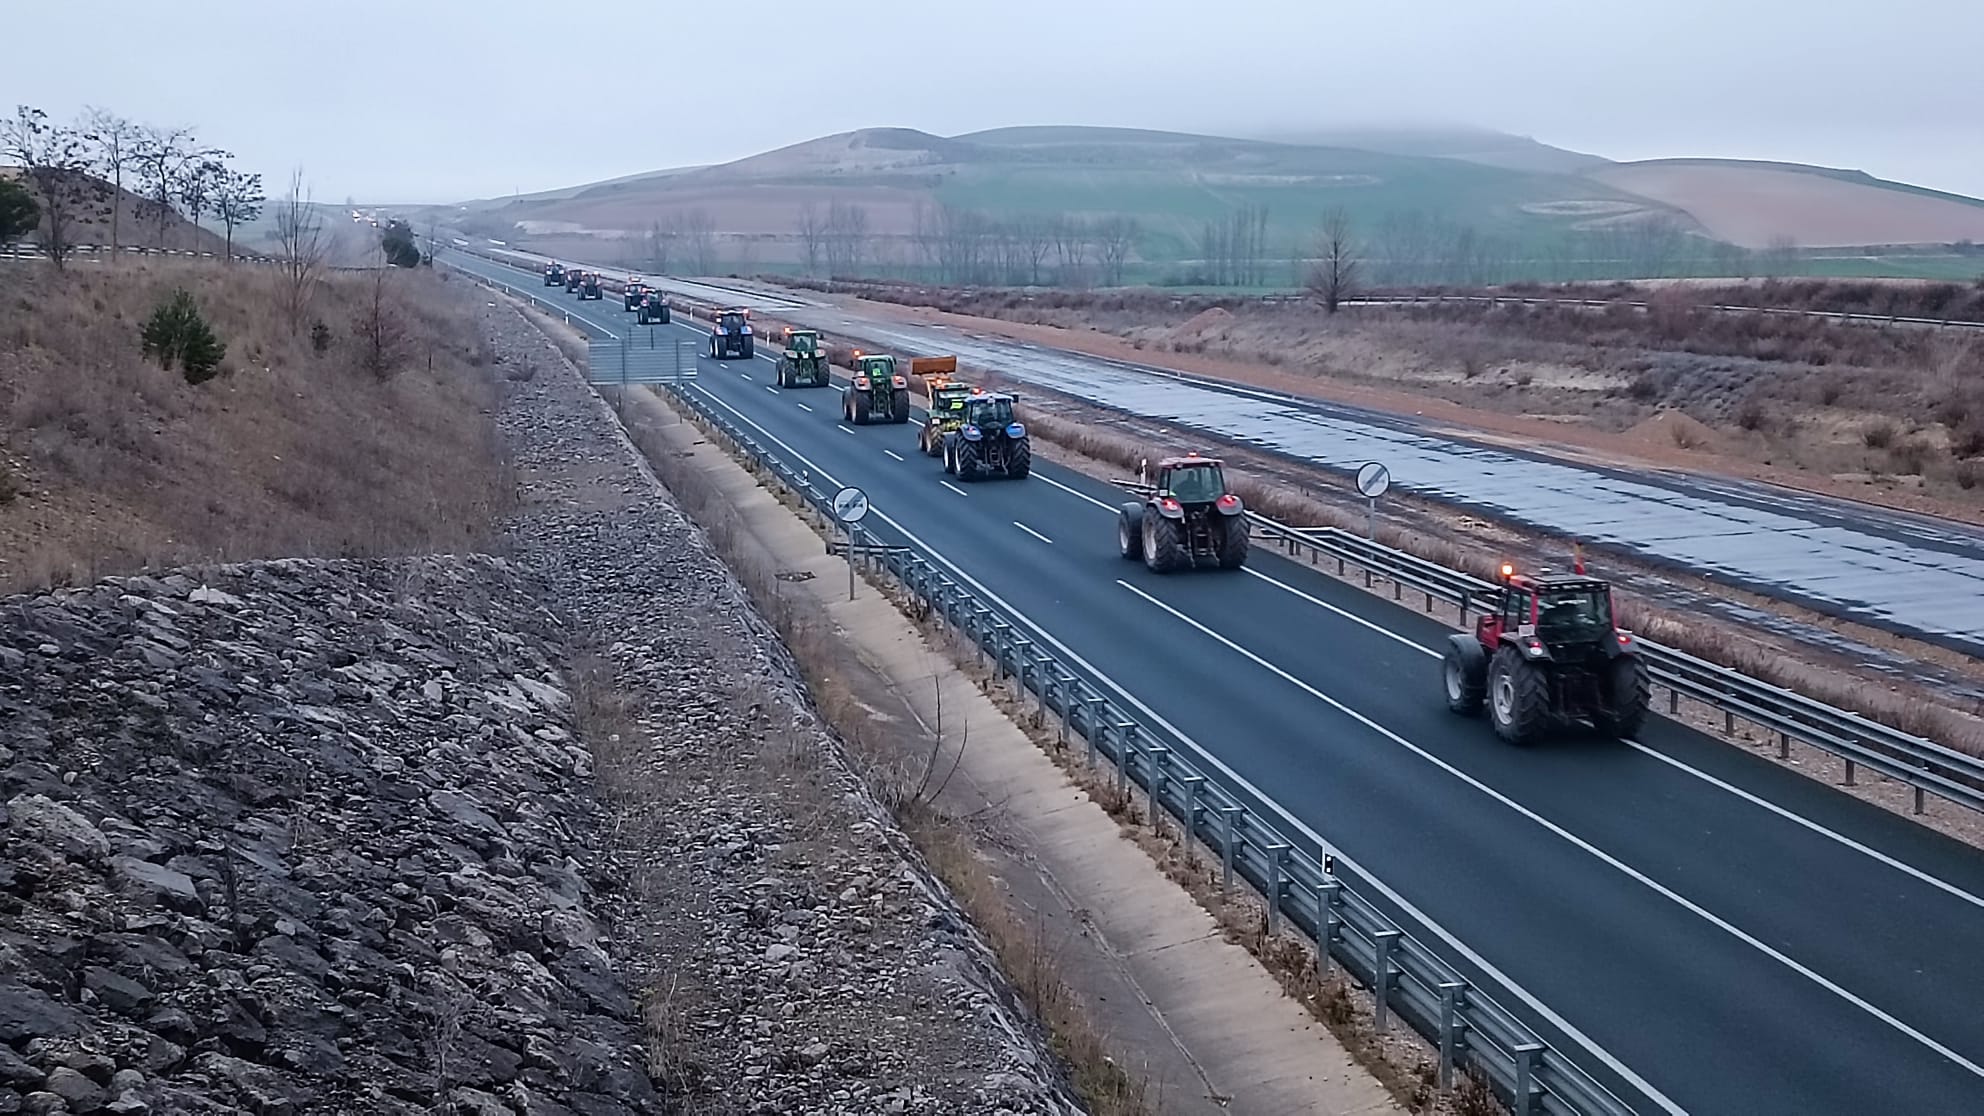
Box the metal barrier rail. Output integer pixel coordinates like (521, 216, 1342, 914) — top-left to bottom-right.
(651, 377, 1642, 1116)
(1245, 516, 1984, 815)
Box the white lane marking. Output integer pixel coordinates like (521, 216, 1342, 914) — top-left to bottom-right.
(855, 501, 1679, 1113)
(1243, 568, 1442, 659)
(740, 373, 754, 382)
(795, 402, 813, 413)
(1622, 740, 1984, 913)
(941, 482, 969, 497)
(689, 385, 842, 488)
(884, 450, 907, 462)
(1015, 522, 1054, 545)
(837, 425, 856, 436)
(1116, 578, 1984, 1084)
(1036, 472, 1118, 511)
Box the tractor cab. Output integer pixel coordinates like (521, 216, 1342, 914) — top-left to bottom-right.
(784, 328, 821, 357)
(1475, 568, 1625, 662)
(1151, 454, 1236, 507)
(717, 308, 751, 333)
(623, 282, 648, 310)
(849, 352, 900, 386)
(960, 391, 1016, 431)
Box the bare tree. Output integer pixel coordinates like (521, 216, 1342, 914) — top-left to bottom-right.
(2, 106, 101, 269)
(824, 200, 870, 277)
(675, 209, 716, 274)
(81, 107, 141, 259)
(212, 169, 264, 260)
(1092, 216, 1139, 286)
(273, 168, 328, 332)
(1012, 214, 1053, 285)
(1762, 233, 1799, 278)
(133, 125, 200, 247)
(1049, 214, 1088, 286)
(1307, 207, 1361, 312)
(645, 220, 675, 274)
(178, 156, 226, 238)
(795, 203, 825, 275)
(354, 268, 411, 379)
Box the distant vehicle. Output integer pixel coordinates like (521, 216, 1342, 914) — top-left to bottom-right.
(708, 307, 753, 359)
(775, 328, 830, 388)
(578, 272, 603, 300)
(636, 292, 671, 325)
(544, 263, 565, 287)
(623, 282, 647, 311)
(842, 353, 910, 424)
(565, 269, 584, 293)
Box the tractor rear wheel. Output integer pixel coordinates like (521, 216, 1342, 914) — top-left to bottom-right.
(1487, 646, 1549, 744)
(1443, 644, 1486, 715)
(1593, 655, 1651, 739)
(1118, 505, 1144, 559)
(892, 388, 911, 423)
(1144, 514, 1184, 573)
(955, 439, 983, 481)
(1217, 514, 1248, 569)
(853, 393, 871, 425)
(1007, 438, 1031, 478)
(742, 338, 754, 359)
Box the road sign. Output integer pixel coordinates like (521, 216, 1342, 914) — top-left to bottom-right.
(832, 485, 870, 524)
(1355, 462, 1391, 499)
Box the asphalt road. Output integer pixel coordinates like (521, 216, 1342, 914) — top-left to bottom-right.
(452, 253, 1984, 1116)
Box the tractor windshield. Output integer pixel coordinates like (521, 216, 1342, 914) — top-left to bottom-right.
(967, 398, 1014, 427)
(720, 312, 746, 331)
(935, 388, 971, 411)
(1165, 464, 1226, 503)
(790, 333, 816, 354)
(1535, 588, 1610, 638)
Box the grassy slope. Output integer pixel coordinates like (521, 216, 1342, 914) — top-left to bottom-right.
(0, 261, 512, 592)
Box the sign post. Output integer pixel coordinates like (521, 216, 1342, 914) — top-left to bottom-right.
(831, 486, 871, 601)
(1354, 461, 1390, 540)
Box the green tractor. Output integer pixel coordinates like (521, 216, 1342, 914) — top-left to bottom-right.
(919, 380, 975, 455)
(841, 352, 910, 424)
(775, 328, 831, 388)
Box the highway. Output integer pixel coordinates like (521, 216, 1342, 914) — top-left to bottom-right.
(451, 252, 1984, 1116)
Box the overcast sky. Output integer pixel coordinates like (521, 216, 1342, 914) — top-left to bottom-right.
(8, 0, 1981, 203)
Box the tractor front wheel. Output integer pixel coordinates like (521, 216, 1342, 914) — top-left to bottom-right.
(1443, 644, 1486, 715)
(1118, 505, 1144, 559)
(1593, 655, 1651, 739)
(1487, 647, 1549, 744)
(1217, 514, 1249, 569)
(1144, 514, 1184, 573)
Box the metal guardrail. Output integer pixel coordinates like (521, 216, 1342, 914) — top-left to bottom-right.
(653, 378, 1641, 1116)
(1243, 516, 1984, 815)
(3, 241, 277, 263)
(1335, 292, 1984, 332)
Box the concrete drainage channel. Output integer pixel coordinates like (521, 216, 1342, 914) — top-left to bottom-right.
(642, 375, 1641, 1116)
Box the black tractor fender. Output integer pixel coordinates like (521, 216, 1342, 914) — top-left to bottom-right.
(1118, 501, 1144, 533)
(1601, 631, 1639, 660)
(1445, 633, 1488, 687)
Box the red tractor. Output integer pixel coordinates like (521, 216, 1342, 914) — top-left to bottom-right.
(1442, 562, 1649, 744)
(1115, 453, 1249, 572)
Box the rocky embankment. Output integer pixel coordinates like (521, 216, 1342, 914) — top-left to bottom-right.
(0, 285, 1077, 1115)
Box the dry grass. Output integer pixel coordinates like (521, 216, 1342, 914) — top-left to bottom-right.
(0, 260, 513, 592)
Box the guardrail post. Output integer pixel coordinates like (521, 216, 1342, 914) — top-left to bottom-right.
(1146, 746, 1172, 833)
(1220, 807, 1242, 896)
(1265, 843, 1291, 935)
(1086, 697, 1106, 767)
(1117, 723, 1138, 804)
(1437, 981, 1466, 1090)
(1180, 776, 1205, 862)
(1844, 757, 1857, 786)
(1915, 784, 1927, 815)
(1316, 879, 1342, 974)
(1779, 730, 1790, 760)
(1372, 930, 1401, 1032)
(1512, 1042, 1543, 1115)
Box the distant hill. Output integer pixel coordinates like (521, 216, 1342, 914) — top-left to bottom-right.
(434, 124, 1984, 281)
(1588, 159, 1984, 249)
(2, 166, 233, 256)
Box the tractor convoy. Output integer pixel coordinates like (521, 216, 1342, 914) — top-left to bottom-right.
(533, 252, 1652, 744)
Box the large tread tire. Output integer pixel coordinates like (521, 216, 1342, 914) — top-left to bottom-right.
(892, 388, 911, 423)
(943, 439, 958, 474)
(1217, 513, 1248, 568)
(1594, 655, 1651, 739)
(742, 338, 754, 360)
(1487, 646, 1549, 745)
(1144, 514, 1184, 573)
(1443, 643, 1486, 715)
(1118, 505, 1144, 559)
(955, 439, 983, 481)
(853, 394, 871, 425)
(1007, 438, 1031, 478)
